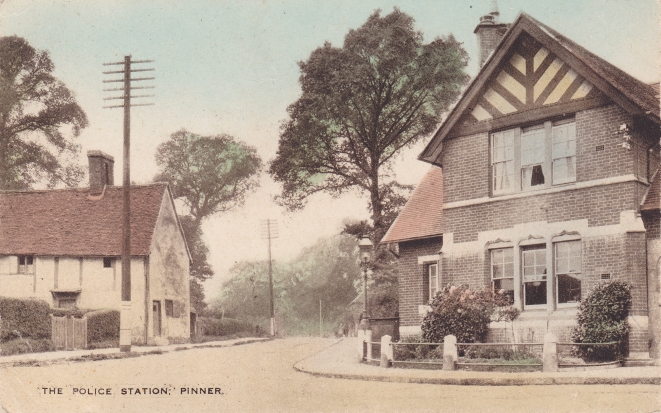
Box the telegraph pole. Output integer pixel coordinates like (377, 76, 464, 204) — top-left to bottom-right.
(260, 219, 278, 336)
(103, 56, 154, 352)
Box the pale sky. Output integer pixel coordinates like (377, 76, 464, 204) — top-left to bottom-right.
(1, 0, 659, 301)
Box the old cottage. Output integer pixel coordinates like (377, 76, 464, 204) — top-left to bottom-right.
(0, 151, 192, 345)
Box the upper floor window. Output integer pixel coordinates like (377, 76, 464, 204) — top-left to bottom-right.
(491, 119, 576, 195)
(18, 255, 34, 274)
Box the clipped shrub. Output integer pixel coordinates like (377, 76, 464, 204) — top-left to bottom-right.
(0, 297, 51, 342)
(570, 281, 631, 362)
(201, 317, 254, 337)
(86, 309, 120, 344)
(421, 286, 518, 344)
(1, 338, 54, 355)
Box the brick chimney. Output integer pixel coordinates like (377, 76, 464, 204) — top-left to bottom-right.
(474, 0, 510, 68)
(87, 150, 114, 194)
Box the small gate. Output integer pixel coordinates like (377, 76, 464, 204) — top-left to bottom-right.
(51, 315, 87, 350)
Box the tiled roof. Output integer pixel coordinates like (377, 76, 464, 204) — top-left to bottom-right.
(641, 171, 660, 212)
(0, 184, 167, 256)
(381, 166, 443, 243)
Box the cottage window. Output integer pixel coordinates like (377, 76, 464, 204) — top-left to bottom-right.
(18, 255, 34, 274)
(521, 126, 546, 190)
(491, 248, 514, 302)
(165, 299, 174, 317)
(555, 240, 581, 306)
(103, 257, 114, 268)
(428, 263, 439, 302)
(522, 246, 547, 308)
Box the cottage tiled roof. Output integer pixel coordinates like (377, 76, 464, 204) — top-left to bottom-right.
(381, 166, 443, 243)
(641, 171, 660, 212)
(0, 184, 168, 256)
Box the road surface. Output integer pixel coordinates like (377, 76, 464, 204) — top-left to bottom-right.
(0, 337, 658, 412)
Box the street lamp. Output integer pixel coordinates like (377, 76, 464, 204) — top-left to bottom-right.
(358, 236, 373, 327)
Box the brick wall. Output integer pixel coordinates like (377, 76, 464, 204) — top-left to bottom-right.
(439, 131, 489, 204)
(397, 237, 442, 327)
(444, 181, 636, 243)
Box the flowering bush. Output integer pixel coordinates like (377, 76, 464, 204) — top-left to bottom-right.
(421, 285, 519, 344)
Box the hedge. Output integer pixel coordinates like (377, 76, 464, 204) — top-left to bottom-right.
(0, 297, 51, 342)
(201, 317, 254, 337)
(86, 309, 120, 344)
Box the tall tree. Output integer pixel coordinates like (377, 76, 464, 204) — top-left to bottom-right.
(155, 129, 262, 229)
(0, 36, 88, 190)
(154, 129, 262, 307)
(269, 8, 468, 236)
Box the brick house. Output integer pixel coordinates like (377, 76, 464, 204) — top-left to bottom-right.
(0, 151, 192, 345)
(382, 10, 660, 358)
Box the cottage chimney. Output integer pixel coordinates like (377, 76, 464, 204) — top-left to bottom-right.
(474, 0, 510, 68)
(87, 150, 114, 194)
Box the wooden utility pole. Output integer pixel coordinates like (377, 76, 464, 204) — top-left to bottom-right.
(261, 219, 278, 336)
(103, 56, 154, 352)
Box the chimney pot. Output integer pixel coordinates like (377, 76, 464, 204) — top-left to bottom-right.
(474, 1, 509, 68)
(87, 150, 115, 195)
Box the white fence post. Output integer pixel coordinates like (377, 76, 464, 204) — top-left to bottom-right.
(543, 332, 558, 372)
(365, 330, 373, 360)
(443, 335, 457, 371)
(380, 335, 392, 368)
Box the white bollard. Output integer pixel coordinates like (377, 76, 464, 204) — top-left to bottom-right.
(543, 332, 558, 372)
(443, 335, 458, 371)
(380, 335, 392, 367)
(357, 330, 365, 360)
(365, 330, 373, 360)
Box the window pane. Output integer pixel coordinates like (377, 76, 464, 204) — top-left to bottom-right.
(522, 165, 545, 188)
(558, 274, 581, 304)
(26, 256, 34, 265)
(525, 281, 547, 305)
(19, 256, 25, 265)
(493, 161, 514, 191)
(521, 129, 545, 165)
(553, 156, 576, 183)
(494, 278, 514, 303)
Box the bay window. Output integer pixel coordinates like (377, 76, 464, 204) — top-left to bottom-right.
(555, 240, 582, 306)
(491, 248, 514, 302)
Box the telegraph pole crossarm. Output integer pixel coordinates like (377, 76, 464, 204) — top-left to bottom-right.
(102, 55, 155, 352)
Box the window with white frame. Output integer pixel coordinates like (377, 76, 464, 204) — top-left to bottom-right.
(552, 122, 577, 184)
(555, 240, 581, 305)
(428, 263, 439, 302)
(491, 129, 515, 193)
(521, 126, 547, 190)
(18, 255, 34, 274)
(490, 119, 576, 195)
(491, 248, 514, 302)
(521, 245, 547, 308)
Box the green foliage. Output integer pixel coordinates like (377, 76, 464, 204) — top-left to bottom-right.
(0, 36, 87, 190)
(154, 129, 262, 227)
(0, 297, 51, 342)
(269, 8, 468, 235)
(421, 286, 518, 344)
(212, 234, 361, 335)
(0, 338, 53, 355)
(393, 335, 442, 361)
(86, 309, 120, 345)
(570, 281, 631, 362)
(200, 317, 255, 337)
(180, 214, 214, 311)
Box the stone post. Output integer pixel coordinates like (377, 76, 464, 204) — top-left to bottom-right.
(443, 335, 458, 371)
(357, 330, 365, 360)
(543, 332, 558, 372)
(380, 335, 392, 368)
(365, 329, 373, 360)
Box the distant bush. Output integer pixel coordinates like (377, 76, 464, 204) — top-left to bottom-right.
(421, 286, 519, 344)
(571, 281, 631, 362)
(0, 338, 54, 355)
(201, 317, 254, 337)
(0, 297, 51, 342)
(86, 309, 120, 344)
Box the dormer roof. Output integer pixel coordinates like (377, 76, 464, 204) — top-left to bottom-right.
(420, 13, 660, 165)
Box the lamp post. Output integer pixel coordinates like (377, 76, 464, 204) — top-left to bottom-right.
(358, 236, 373, 328)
